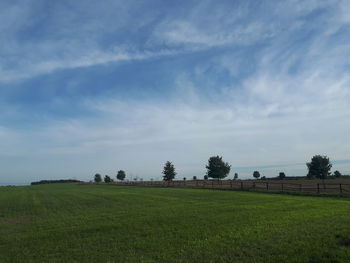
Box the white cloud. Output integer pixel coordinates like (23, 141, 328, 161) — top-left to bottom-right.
(0, 47, 184, 83)
(1, 0, 350, 184)
(1, 0, 349, 83)
(1, 88, 349, 183)
(150, 17, 276, 48)
(338, 0, 350, 23)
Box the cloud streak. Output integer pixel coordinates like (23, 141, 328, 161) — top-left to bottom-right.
(0, 0, 350, 184)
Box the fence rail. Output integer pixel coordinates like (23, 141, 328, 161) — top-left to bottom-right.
(99, 180, 350, 195)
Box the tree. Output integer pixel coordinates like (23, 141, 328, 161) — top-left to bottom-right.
(193, 176, 197, 180)
(253, 171, 260, 179)
(104, 175, 112, 183)
(234, 173, 238, 180)
(183, 177, 186, 181)
(279, 172, 286, 179)
(206, 156, 231, 180)
(94, 173, 102, 183)
(162, 161, 176, 181)
(116, 170, 126, 181)
(307, 155, 332, 179)
(334, 170, 342, 178)
(204, 175, 208, 180)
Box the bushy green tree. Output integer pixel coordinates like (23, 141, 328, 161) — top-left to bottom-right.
(204, 175, 208, 180)
(162, 161, 176, 181)
(116, 170, 126, 181)
(253, 171, 260, 179)
(206, 156, 231, 180)
(104, 175, 112, 183)
(234, 173, 238, 180)
(307, 155, 332, 179)
(193, 176, 197, 180)
(334, 170, 342, 178)
(94, 173, 102, 183)
(279, 172, 286, 179)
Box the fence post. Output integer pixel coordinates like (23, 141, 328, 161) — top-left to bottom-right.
(253, 182, 256, 190)
(299, 184, 302, 192)
(230, 180, 232, 189)
(266, 182, 269, 191)
(212, 181, 214, 189)
(317, 183, 320, 194)
(281, 183, 284, 192)
(340, 184, 342, 194)
(241, 181, 243, 190)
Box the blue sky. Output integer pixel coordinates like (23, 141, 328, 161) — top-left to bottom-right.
(1, 0, 350, 184)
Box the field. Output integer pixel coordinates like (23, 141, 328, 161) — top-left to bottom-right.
(1, 184, 350, 263)
(113, 178, 350, 195)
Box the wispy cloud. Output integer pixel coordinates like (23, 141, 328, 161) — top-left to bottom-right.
(1, 0, 350, 183)
(1, 91, 349, 183)
(0, 47, 189, 83)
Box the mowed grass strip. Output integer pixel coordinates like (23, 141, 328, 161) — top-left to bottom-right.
(0, 184, 349, 263)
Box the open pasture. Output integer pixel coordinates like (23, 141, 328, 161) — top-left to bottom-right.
(0, 184, 349, 262)
(115, 178, 350, 195)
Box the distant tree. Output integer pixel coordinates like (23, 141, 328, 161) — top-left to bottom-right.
(204, 175, 208, 180)
(206, 156, 231, 180)
(253, 171, 260, 179)
(261, 176, 266, 180)
(94, 173, 102, 183)
(162, 161, 176, 181)
(31, 179, 82, 185)
(307, 155, 332, 179)
(279, 172, 286, 179)
(116, 170, 126, 181)
(193, 176, 197, 180)
(104, 175, 112, 183)
(334, 170, 342, 178)
(183, 177, 186, 181)
(234, 173, 238, 180)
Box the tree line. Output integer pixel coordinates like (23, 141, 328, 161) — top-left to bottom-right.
(31, 179, 82, 185)
(93, 154, 345, 183)
(93, 170, 126, 183)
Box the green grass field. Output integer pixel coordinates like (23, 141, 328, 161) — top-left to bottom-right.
(1, 184, 349, 263)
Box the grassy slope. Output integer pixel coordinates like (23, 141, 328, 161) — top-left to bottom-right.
(0, 184, 349, 263)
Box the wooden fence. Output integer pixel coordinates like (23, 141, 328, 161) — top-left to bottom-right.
(109, 180, 350, 195)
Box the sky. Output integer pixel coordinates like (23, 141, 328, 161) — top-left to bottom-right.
(1, 0, 350, 184)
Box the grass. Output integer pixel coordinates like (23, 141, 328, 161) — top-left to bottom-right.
(0, 184, 350, 263)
